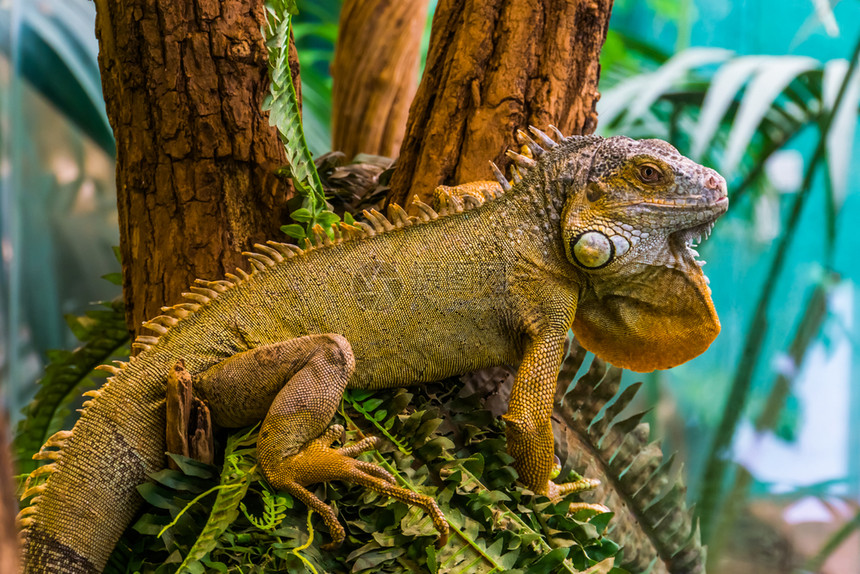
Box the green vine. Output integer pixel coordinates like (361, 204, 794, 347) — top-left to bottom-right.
(263, 0, 344, 246)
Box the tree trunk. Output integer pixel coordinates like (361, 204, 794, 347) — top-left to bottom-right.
(93, 0, 297, 338)
(331, 0, 429, 159)
(389, 0, 614, 206)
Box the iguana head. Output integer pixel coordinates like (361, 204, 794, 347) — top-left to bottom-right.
(556, 135, 728, 372)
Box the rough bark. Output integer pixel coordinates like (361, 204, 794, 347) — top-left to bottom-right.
(331, 0, 429, 159)
(93, 0, 297, 338)
(389, 0, 614, 205)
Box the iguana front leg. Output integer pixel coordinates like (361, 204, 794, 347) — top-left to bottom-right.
(196, 335, 448, 548)
(504, 285, 585, 499)
(503, 330, 570, 497)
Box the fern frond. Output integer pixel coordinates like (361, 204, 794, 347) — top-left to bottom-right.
(13, 300, 129, 475)
(553, 339, 705, 574)
(241, 487, 290, 531)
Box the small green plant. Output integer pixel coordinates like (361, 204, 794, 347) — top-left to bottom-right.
(240, 486, 292, 532)
(263, 0, 349, 247)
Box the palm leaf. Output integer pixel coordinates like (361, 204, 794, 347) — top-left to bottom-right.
(722, 56, 819, 175)
(823, 58, 860, 206)
(690, 56, 771, 161)
(625, 48, 732, 124)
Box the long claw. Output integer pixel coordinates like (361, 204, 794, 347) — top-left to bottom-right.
(283, 482, 346, 548)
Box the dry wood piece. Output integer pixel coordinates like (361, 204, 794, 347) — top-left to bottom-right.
(189, 397, 214, 465)
(389, 0, 613, 206)
(166, 360, 215, 468)
(166, 360, 193, 470)
(332, 0, 429, 159)
(93, 0, 299, 339)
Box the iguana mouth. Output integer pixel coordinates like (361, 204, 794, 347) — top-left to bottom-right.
(670, 196, 727, 268)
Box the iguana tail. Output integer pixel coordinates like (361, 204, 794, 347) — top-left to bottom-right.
(18, 363, 166, 573)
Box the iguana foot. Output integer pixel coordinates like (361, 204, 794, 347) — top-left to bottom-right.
(265, 424, 449, 549)
(543, 477, 609, 515)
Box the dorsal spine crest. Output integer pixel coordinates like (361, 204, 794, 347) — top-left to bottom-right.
(122, 125, 564, 358)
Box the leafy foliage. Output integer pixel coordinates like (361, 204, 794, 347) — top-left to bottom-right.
(465, 340, 705, 574)
(101, 356, 648, 574)
(12, 300, 129, 476)
(554, 343, 703, 574)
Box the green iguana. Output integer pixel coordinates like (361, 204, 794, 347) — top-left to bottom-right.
(18, 127, 728, 573)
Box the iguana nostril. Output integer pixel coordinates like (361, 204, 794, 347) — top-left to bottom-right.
(705, 174, 721, 190)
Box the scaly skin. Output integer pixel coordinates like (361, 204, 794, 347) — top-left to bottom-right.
(18, 129, 727, 572)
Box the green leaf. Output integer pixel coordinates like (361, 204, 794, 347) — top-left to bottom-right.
(101, 272, 123, 286)
(290, 208, 313, 223)
(361, 398, 384, 412)
(524, 547, 570, 574)
(316, 210, 341, 228)
(351, 547, 405, 571)
(137, 483, 177, 510)
(588, 512, 614, 535)
(149, 469, 206, 492)
(624, 48, 733, 125)
(166, 453, 217, 480)
(280, 224, 307, 239)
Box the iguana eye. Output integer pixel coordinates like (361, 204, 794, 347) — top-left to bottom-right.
(637, 164, 663, 183)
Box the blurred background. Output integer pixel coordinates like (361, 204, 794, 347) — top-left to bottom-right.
(1, 0, 859, 571)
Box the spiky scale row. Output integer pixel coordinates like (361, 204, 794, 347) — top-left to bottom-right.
(412, 196, 440, 221)
(517, 129, 545, 158)
(507, 150, 536, 170)
(529, 125, 559, 150)
(125, 126, 566, 361)
(490, 162, 512, 191)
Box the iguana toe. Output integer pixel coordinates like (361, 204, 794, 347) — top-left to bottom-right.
(542, 477, 609, 516)
(552, 477, 601, 498)
(263, 428, 449, 548)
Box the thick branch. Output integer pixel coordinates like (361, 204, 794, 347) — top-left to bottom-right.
(390, 0, 613, 205)
(94, 0, 297, 337)
(331, 0, 429, 159)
